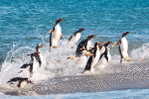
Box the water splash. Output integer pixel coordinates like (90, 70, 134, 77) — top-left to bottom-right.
(0, 39, 148, 84)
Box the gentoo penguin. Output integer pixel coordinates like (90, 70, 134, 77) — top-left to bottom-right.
(68, 28, 85, 47)
(99, 41, 112, 62)
(97, 41, 113, 69)
(35, 44, 44, 67)
(83, 42, 102, 73)
(75, 34, 95, 57)
(19, 63, 33, 77)
(48, 18, 63, 48)
(7, 77, 32, 88)
(19, 44, 43, 77)
(117, 32, 132, 63)
(29, 44, 43, 67)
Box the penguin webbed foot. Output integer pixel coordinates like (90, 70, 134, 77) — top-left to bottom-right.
(52, 46, 59, 48)
(67, 56, 76, 60)
(120, 57, 133, 63)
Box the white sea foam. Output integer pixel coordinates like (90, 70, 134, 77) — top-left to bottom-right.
(0, 39, 148, 85)
(131, 43, 149, 59)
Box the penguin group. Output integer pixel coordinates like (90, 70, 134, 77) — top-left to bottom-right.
(7, 18, 134, 88)
(7, 44, 43, 88)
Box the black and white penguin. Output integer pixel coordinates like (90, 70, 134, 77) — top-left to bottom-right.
(83, 42, 103, 73)
(49, 18, 63, 48)
(117, 32, 132, 63)
(35, 44, 44, 67)
(97, 41, 113, 69)
(7, 77, 32, 88)
(99, 41, 112, 62)
(19, 63, 33, 77)
(68, 28, 85, 47)
(19, 44, 43, 77)
(75, 34, 95, 57)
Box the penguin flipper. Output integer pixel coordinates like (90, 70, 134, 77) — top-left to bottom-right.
(68, 35, 73, 41)
(20, 64, 30, 69)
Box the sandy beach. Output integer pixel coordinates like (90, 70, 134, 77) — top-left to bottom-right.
(0, 59, 148, 96)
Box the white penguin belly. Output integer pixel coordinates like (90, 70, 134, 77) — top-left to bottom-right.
(120, 37, 128, 58)
(69, 33, 81, 47)
(52, 24, 62, 46)
(32, 57, 39, 73)
(107, 48, 111, 62)
(91, 50, 101, 72)
(87, 41, 93, 50)
(75, 33, 81, 43)
(92, 50, 101, 68)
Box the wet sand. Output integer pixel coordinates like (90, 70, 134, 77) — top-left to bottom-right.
(1, 59, 149, 96)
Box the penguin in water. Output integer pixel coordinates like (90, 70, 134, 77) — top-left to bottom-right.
(19, 63, 33, 77)
(68, 28, 85, 48)
(82, 42, 103, 73)
(30, 44, 43, 67)
(48, 18, 63, 48)
(116, 32, 132, 63)
(75, 34, 95, 57)
(99, 41, 113, 62)
(34, 44, 44, 67)
(97, 41, 113, 69)
(7, 77, 32, 88)
(19, 44, 43, 77)
(67, 34, 95, 60)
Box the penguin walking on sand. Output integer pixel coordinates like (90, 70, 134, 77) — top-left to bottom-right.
(68, 28, 85, 48)
(83, 42, 103, 73)
(48, 18, 63, 48)
(75, 34, 95, 57)
(116, 32, 132, 63)
(7, 77, 32, 88)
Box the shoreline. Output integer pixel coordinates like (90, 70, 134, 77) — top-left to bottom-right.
(0, 59, 148, 96)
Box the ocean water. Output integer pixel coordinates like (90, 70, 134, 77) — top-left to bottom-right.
(0, 0, 149, 98)
(1, 89, 149, 99)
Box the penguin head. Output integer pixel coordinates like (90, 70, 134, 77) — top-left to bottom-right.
(36, 44, 43, 52)
(104, 41, 113, 47)
(94, 42, 100, 49)
(55, 18, 64, 24)
(87, 34, 95, 40)
(77, 28, 85, 33)
(122, 32, 130, 37)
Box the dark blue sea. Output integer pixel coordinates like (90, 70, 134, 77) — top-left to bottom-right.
(0, 0, 149, 98)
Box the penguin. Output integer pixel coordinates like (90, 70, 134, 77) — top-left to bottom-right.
(75, 34, 95, 57)
(19, 44, 43, 77)
(7, 77, 32, 88)
(97, 41, 113, 69)
(29, 44, 43, 67)
(35, 44, 44, 67)
(99, 41, 112, 62)
(83, 42, 103, 73)
(68, 28, 85, 47)
(117, 32, 132, 63)
(19, 63, 33, 77)
(49, 18, 63, 48)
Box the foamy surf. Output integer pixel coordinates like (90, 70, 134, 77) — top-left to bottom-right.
(0, 39, 148, 95)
